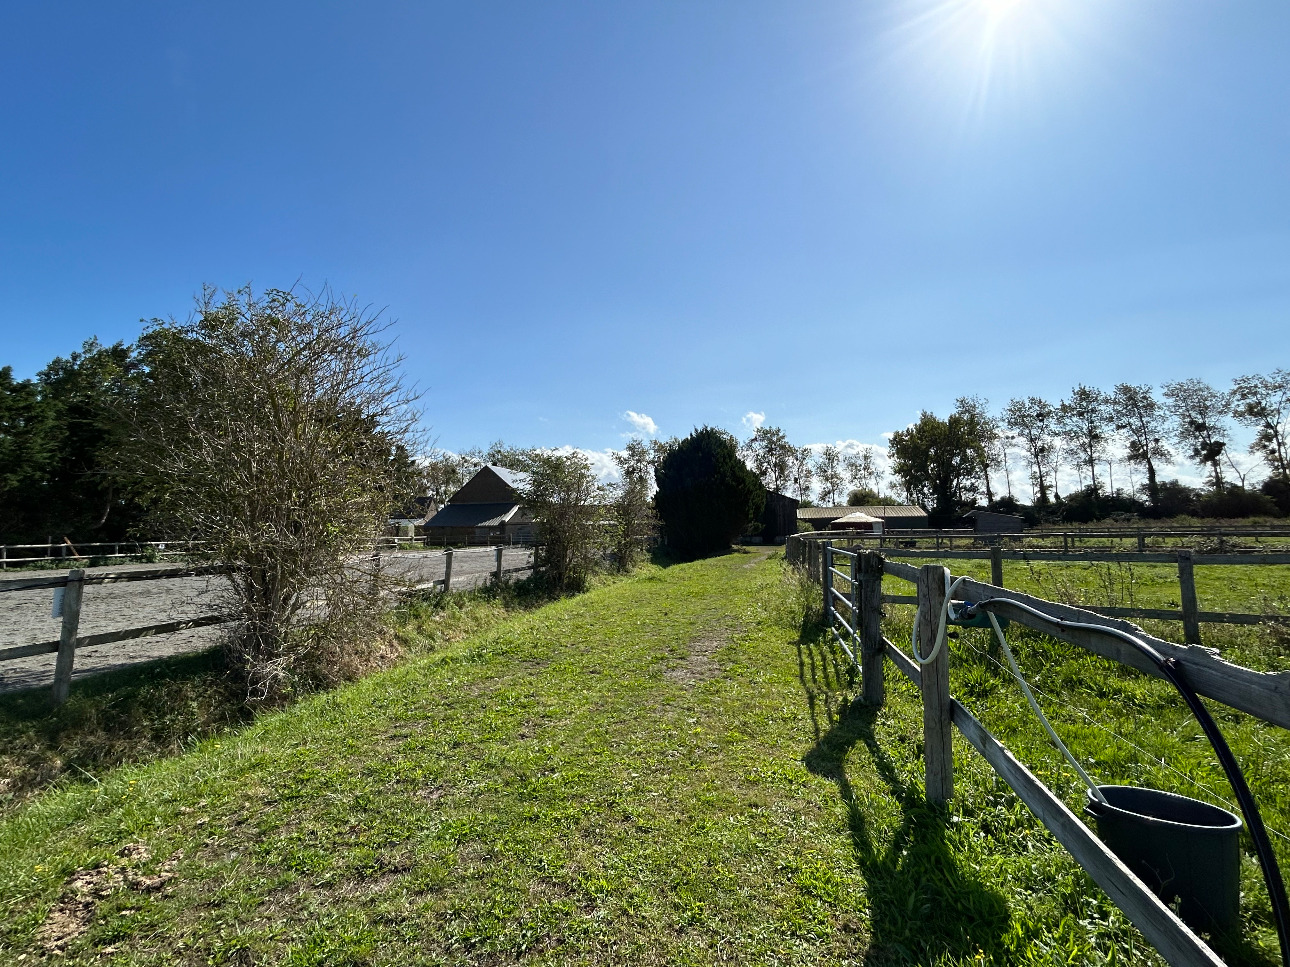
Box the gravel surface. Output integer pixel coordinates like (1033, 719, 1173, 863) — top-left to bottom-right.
(0, 547, 534, 695)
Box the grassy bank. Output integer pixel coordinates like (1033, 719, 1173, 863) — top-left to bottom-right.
(0, 579, 562, 814)
(1, 550, 1286, 964)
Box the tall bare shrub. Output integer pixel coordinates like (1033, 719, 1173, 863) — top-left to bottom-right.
(122, 285, 420, 703)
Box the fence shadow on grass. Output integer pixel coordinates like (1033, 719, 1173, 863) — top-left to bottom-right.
(797, 634, 1010, 965)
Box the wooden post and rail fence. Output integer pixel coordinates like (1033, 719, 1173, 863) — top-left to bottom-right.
(788, 531, 1290, 646)
(813, 524, 1290, 556)
(0, 546, 536, 706)
(788, 532, 1290, 966)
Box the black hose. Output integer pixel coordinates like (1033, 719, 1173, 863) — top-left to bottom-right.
(972, 596, 1290, 967)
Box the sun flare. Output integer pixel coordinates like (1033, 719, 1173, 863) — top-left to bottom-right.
(883, 0, 1091, 128)
(978, 0, 1027, 21)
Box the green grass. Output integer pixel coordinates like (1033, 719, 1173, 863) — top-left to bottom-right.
(1, 550, 1287, 964)
(886, 555, 1290, 673)
(0, 578, 564, 814)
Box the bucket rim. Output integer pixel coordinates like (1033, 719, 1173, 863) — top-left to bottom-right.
(1086, 784, 1242, 833)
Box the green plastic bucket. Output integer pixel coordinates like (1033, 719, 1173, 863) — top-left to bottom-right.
(1086, 784, 1242, 935)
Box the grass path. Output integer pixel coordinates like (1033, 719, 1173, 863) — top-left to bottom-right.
(2, 551, 1271, 965)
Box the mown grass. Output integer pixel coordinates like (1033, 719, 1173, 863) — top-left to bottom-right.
(1, 550, 1286, 965)
(0, 578, 565, 814)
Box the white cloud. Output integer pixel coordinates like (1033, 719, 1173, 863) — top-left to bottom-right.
(622, 411, 657, 436)
(547, 446, 624, 485)
(742, 411, 766, 432)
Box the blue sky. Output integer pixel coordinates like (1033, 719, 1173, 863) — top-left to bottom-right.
(1, 2, 1286, 494)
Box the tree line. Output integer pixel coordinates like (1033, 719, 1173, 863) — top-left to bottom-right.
(887, 376, 1289, 523)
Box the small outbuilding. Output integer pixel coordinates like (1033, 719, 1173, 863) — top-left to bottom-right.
(963, 509, 1025, 534)
(388, 496, 439, 538)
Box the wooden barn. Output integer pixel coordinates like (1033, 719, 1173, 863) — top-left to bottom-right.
(422, 465, 538, 544)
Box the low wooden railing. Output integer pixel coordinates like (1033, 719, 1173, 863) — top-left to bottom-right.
(0, 546, 536, 705)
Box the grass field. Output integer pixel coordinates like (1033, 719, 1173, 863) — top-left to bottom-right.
(1, 550, 1288, 964)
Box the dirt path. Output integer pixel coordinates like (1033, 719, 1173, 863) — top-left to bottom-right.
(0, 547, 533, 695)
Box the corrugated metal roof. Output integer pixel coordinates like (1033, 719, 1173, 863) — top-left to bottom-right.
(796, 506, 853, 519)
(425, 502, 521, 529)
(797, 504, 926, 520)
(854, 505, 927, 518)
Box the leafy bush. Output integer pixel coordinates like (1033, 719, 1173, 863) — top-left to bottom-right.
(654, 426, 764, 559)
(516, 450, 606, 592)
(1060, 486, 1144, 523)
(1262, 477, 1290, 516)
(1197, 486, 1279, 519)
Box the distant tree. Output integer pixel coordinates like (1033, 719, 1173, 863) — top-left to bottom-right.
(1231, 369, 1290, 483)
(844, 446, 883, 496)
(608, 442, 657, 570)
(741, 425, 793, 494)
(1002, 397, 1058, 506)
(1057, 385, 1113, 496)
(1163, 379, 1231, 492)
(954, 396, 1002, 504)
(1198, 486, 1278, 520)
(1048, 439, 1064, 502)
(788, 445, 815, 503)
(1111, 383, 1172, 514)
(997, 431, 1019, 499)
(36, 339, 146, 539)
(418, 448, 475, 507)
(482, 439, 531, 472)
(653, 426, 765, 559)
(886, 411, 983, 518)
(616, 437, 656, 484)
(1151, 479, 1201, 518)
(650, 436, 679, 467)
(517, 450, 607, 591)
(1262, 477, 1290, 516)
(814, 445, 846, 506)
(0, 366, 53, 541)
(121, 285, 421, 704)
(0, 340, 145, 543)
(846, 487, 899, 507)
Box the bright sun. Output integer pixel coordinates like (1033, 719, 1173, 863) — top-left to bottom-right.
(978, 0, 1027, 19)
(884, 0, 1086, 129)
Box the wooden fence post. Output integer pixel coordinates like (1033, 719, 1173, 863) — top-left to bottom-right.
(990, 546, 1004, 588)
(859, 551, 885, 706)
(443, 548, 454, 591)
(1177, 550, 1202, 646)
(494, 545, 504, 582)
(52, 569, 85, 706)
(918, 563, 953, 805)
(822, 541, 833, 617)
(1137, 532, 1146, 553)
